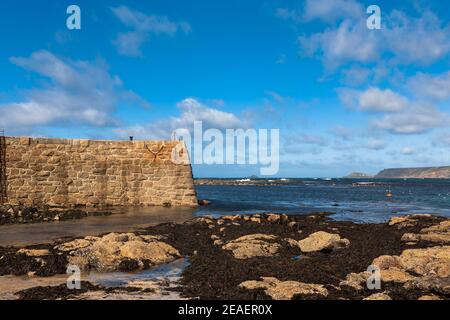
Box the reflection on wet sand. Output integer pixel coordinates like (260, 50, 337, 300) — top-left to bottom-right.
(0, 206, 195, 247)
(0, 258, 189, 300)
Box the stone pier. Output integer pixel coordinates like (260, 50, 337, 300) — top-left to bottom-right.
(2, 137, 197, 207)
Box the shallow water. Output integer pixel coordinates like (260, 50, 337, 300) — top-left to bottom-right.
(0, 206, 194, 247)
(88, 257, 189, 287)
(0, 258, 189, 300)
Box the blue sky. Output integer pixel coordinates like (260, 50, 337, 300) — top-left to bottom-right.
(0, 0, 450, 177)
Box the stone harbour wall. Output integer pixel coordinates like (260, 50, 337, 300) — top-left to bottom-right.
(2, 137, 197, 207)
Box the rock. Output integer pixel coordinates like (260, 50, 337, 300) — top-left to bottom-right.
(370, 246, 450, 285)
(399, 246, 450, 277)
(418, 295, 443, 300)
(239, 277, 328, 300)
(222, 215, 240, 221)
(371, 255, 415, 283)
(297, 231, 350, 253)
(250, 216, 262, 223)
(120, 240, 179, 264)
(363, 293, 392, 300)
(372, 255, 402, 270)
(197, 216, 214, 225)
(16, 249, 51, 257)
(56, 239, 92, 252)
(401, 233, 420, 242)
(222, 234, 281, 259)
(284, 238, 300, 248)
(401, 221, 450, 244)
(422, 220, 450, 233)
(388, 214, 432, 228)
(67, 255, 91, 270)
(339, 272, 370, 290)
(60, 232, 180, 272)
(404, 276, 450, 295)
(380, 269, 415, 283)
(198, 199, 211, 206)
(266, 214, 281, 223)
(280, 214, 289, 223)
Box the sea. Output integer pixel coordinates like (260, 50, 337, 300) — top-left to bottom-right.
(1, 178, 449, 246)
(195, 178, 450, 223)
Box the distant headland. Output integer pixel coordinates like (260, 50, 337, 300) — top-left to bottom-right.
(374, 166, 450, 179)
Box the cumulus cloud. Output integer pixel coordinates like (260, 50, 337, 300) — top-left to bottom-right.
(371, 105, 448, 134)
(339, 87, 408, 112)
(408, 71, 450, 101)
(111, 6, 191, 57)
(299, 19, 379, 69)
(297, 8, 450, 69)
(0, 50, 147, 133)
(116, 98, 245, 140)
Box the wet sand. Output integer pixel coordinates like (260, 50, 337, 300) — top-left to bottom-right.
(0, 258, 188, 300)
(0, 206, 195, 247)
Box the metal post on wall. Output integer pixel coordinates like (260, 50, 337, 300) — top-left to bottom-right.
(0, 128, 6, 203)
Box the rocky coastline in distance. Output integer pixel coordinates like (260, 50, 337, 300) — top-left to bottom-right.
(345, 166, 450, 180)
(195, 166, 450, 186)
(374, 166, 450, 179)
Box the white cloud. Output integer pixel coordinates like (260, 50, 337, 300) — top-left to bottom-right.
(358, 88, 408, 112)
(303, 0, 363, 22)
(277, 0, 363, 23)
(408, 71, 450, 101)
(401, 147, 415, 155)
(363, 139, 387, 150)
(113, 32, 148, 57)
(339, 87, 408, 112)
(298, 9, 450, 69)
(385, 10, 450, 65)
(372, 105, 448, 134)
(111, 6, 191, 57)
(0, 50, 147, 133)
(116, 98, 245, 140)
(299, 19, 379, 69)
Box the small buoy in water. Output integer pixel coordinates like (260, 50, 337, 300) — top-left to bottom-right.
(386, 186, 393, 198)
